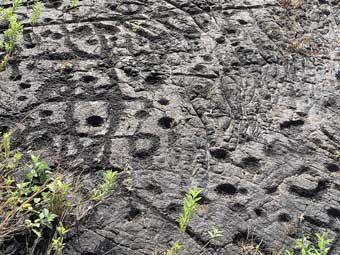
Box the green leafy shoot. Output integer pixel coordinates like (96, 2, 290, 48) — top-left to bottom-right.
(25, 208, 57, 237)
(179, 187, 202, 233)
(91, 170, 118, 201)
(51, 222, 69, 255)
(0, 54, 10, 71)
(0, 7, 14, 21)
(32, 1, 43, 24)
(4, 15, 23, 54)
(12, 0, 26, 10)
(27, 155, 52, 185)
(2, 132, 11, 159)
(46, 177, 70, 216)
(71, 0, 79, 8)
(164, 241, 182, 255)
(286, 232, 332, 255)
(208, 227, 224, 240)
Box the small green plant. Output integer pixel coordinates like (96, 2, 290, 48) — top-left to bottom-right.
(70, 0, 79, 8)
(32, 1, 43, 24)
(1, 132, 11, 159)
(45, 177, 70, 216)
(179, 187, 202, 233)
(208, 227, 224, 244)
(286, 232, 332, 255)
(132, 20, 145, 32)
(91, 170, 118, 201)
(49, 222, 69, 255)
(0, 132, 23, 176)
(27, 155, 52, 185)
(164, 241, 182, 255)
(3, 15, 23, 53)
(25, 208, 57, 237)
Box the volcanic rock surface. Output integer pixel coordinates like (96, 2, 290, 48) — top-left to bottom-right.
(2, 0, 340, 254)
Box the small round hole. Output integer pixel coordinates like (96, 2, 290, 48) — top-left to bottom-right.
(158, 98, 169, 106)
(18, 96, 27, 101)
(19, 83, 31, 89)
(158, 116, 174, 129)
(215, 183, 237, 195)
(39, 110, 53, 117)
(86, 115, 104, 127)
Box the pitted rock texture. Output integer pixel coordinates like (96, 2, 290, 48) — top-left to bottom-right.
(2, 0, 340, 254)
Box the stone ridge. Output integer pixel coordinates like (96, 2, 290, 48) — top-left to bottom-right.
(1, 0, 340, 254)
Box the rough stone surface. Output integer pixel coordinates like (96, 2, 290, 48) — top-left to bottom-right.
(1, 0, 340, 254)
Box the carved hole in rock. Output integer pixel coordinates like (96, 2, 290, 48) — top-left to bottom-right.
(265, 185, 278, 194)
(231, 41, 240, 47)
(226, 28, 237, 34)
(45, 0, 62, 9)
(19, 82, 31, 89)
(327, 208, 340, 219)
(145, 183, 162, 194)
(254, 208, 264, 217)
(238, 19, 248, 25)
(297, 165, 310, 174)
(215, 183, 237, 195)
(278, 213, 291, 222)
(51, 33, 63, 40)
(145, 72, 162, 84)
(210, 147, 228, 159)
(39, 110, 53, 117)
(158, 98, 169, 106)
(135, 110, 150, 119)
(303, 215, 325, 227)
(240, 156, 260, 168)
(86, 115, 104, 127)
(280, 119, 304, 129)
(40, 30, 51, 38)
(158, 116, 174, 129)
(325, 163, 339, 172)
(18, 96, 27, 101)
(81, 75, 98, 83)
(233, 231, 269, 254)
(86, 38, 99, 45)
(0, 126, 9, 133)
(125, 207, 141, 221)
(239, 187, 248, 194)
(231, 202, 246, 212)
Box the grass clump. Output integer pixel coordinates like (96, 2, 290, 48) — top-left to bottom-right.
(91, 170, 118, 201)
(286, 232, 332, 255)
